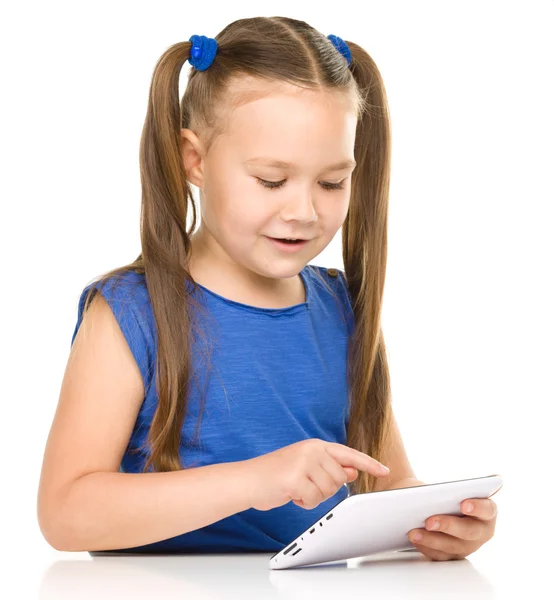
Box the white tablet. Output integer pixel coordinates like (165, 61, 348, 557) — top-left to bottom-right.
(269, 473, 503, 569)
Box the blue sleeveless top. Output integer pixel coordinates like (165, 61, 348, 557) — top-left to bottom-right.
(70, 264, 355, 553)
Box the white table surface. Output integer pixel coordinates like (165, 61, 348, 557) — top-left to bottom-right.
(24, 532, 543, 599)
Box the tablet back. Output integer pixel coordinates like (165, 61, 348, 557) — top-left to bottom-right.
(269, 474, 503, 569)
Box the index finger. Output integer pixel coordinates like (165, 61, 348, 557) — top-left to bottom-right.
(325, 442, 390, 475)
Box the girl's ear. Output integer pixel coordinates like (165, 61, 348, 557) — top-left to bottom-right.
(180, 128, 205, 189)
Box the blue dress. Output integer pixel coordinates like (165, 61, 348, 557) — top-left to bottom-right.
(71, 264, 355, 553)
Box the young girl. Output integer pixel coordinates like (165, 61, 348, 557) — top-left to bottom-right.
(37, 16, 497, 561)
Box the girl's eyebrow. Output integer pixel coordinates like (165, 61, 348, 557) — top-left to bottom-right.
(245, 156, 357, 170)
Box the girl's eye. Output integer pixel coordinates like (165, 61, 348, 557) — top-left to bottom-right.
(255, 178, 345, 192)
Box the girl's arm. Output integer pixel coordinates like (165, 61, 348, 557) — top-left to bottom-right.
(37, 293, 253, 552)
(45, 461, 253, 552)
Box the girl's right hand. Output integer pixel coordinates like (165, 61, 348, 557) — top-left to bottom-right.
(242, 438, 390, 511)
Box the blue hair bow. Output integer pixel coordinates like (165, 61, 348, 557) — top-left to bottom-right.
(327, 34, 352, 66)
(188, 34, 218, 71)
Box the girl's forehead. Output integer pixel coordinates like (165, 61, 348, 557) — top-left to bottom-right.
(225, 90, 357, 140)
(208, 79, 358, 158)
(224, 110, 358, 171)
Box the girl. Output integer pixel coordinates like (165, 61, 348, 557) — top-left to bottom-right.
(37, 16, 497, 561)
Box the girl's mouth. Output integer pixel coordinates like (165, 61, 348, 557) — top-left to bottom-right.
(266, 237, 310, 252)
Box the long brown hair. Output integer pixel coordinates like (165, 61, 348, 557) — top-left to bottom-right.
(79, 16, 393, 495)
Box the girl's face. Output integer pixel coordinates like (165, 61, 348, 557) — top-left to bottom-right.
(181, 81, 357, 287)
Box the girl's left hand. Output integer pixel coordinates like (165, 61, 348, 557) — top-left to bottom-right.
(407, 497, 498, 561)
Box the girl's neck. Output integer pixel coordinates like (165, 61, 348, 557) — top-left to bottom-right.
(188, 234, 306, 309)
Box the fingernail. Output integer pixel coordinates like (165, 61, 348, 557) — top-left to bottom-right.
(412, 531, 423, 542)
(379, 464, 390, 472)
(465, 502, 474, 513)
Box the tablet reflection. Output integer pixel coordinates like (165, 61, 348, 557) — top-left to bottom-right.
(269, 549, 495, 597)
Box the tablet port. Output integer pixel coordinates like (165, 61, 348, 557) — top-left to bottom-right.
(284, 542, 297, 555)
(309, 528, 315, 534)
(292, 548, 302, 556)
(326, 513, 334, 520)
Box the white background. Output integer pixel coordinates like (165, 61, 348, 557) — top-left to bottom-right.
(1, 1, 552, 597)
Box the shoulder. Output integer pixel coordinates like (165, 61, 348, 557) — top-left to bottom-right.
(307, 264, 354, 335)
(72, 269, 156, 393)
(78, 269, 151, 314)
(305, 263, 340, 282)
(77, 269, 155, 342)
(306, 264, 349, 298)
